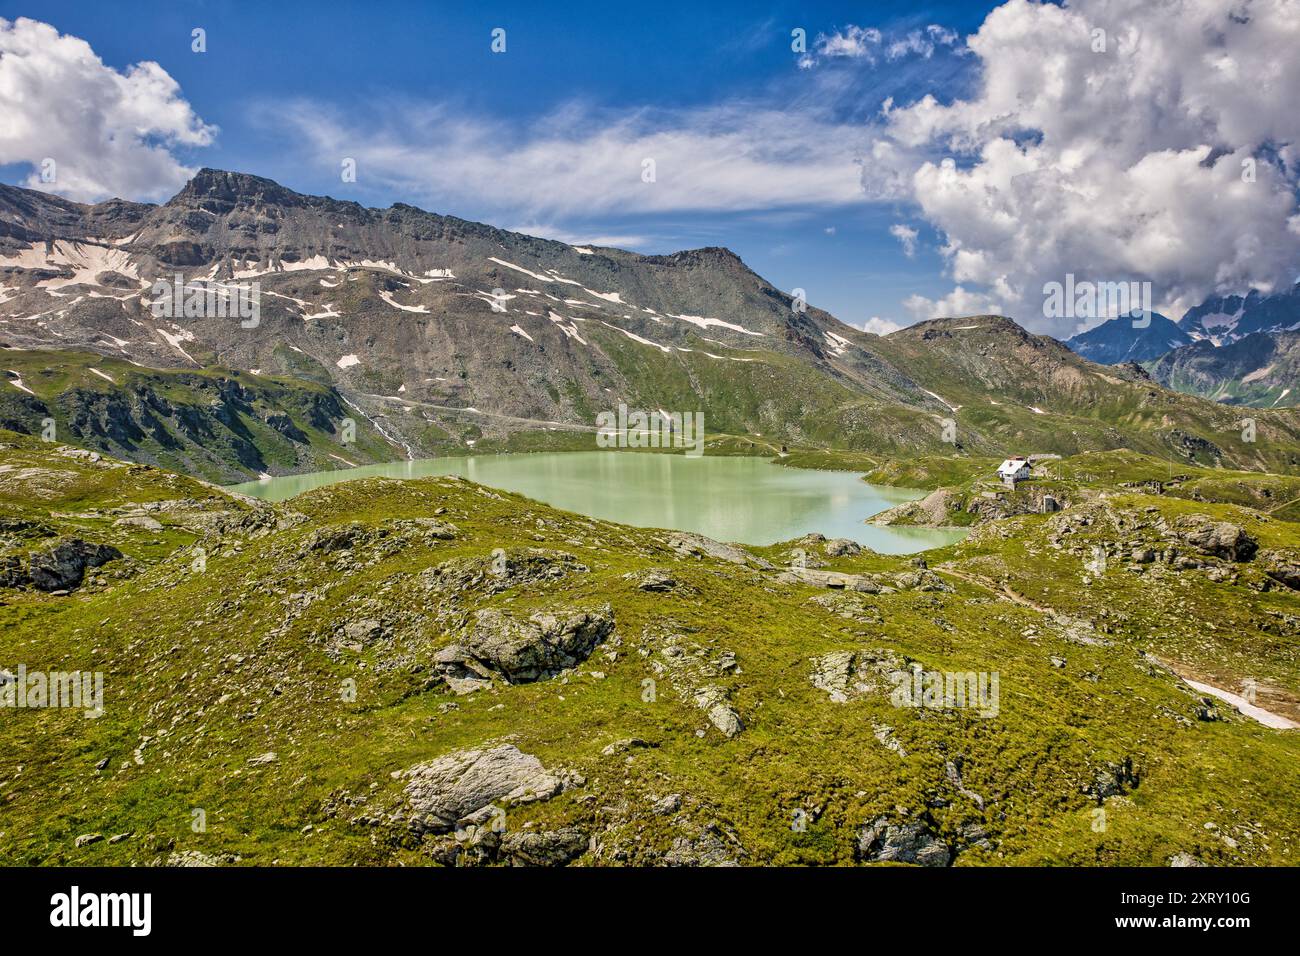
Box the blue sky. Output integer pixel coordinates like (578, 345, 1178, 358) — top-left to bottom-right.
(0, 0, 998, 330)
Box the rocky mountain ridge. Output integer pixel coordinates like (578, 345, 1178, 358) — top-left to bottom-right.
(3, 171, 1300, 472)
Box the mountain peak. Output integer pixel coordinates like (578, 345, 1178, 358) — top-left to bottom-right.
(1064, 311, 1190, 365)
(645, 246, 744, 267)
(171, 168, 306, 208)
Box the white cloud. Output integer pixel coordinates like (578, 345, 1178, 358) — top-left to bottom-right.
(889, 223, 919, 257)
(504, 222, 649, 250)
(274, 100, 867, 219)
(799, 23, 960, 69)
(798, 25, 882, 68)
(861, 315, 902, 335)
(0, 17, 215, 202)
(903, 286, 1003, 322)
(885, 25, 962, 62)
(866, 0, 1300, 336)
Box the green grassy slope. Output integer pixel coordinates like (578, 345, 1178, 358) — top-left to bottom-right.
(872, 317, 1300, 473)
(868, 448, 1300, 528)
(1, 440, 1296, 867)
(0, 350, 401, 482)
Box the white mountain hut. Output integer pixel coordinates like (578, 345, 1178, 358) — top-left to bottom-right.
(997, 457, 1031, 486)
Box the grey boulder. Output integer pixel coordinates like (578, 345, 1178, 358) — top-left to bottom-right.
(402, 744, 573, 834)
(447, 605, 615, 684)
(25, 538, 123, 591)
(857, 817, 951, 867)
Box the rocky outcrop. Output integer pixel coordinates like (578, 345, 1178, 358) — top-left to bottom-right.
(778, 565, 950, 593)
(1084, 758, 1141, 803)
(663, 823, 746, 866)
(667, 532, 774, 570)
(824, 537, 862, 557)
(0, 537, 122, 592)
(436, 605, 615, 687)
(421, 549, 586, 598)
(777, 567, 880, 591)
(630, 568, 677, 591)
(692, 685, 744, 737)
(500, 828, 590, 867)
(1258, 549, 1300, 591)
(401, 744, 577, 835)
(1173, 516, 1257, 561)
(869, 488, 961, 527)
(856, 817, 951, 866)
(811, 648, 913, 703)
(807, 591, 883, 623)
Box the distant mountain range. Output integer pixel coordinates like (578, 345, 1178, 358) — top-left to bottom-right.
(3, 169, 1300, 476)
(1180, 284, 1300, 344)
(1063, 311, 1193, 364)
(1148, 330, 1300, 409)
(1064, 283, 1300, 407)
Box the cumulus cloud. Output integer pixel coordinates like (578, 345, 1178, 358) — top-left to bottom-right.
(272, 100, 868, 218)
(868, 0, 1300, 335)
(889, 223, 919, 257)
(0, 17, 215, 202)
(861, 315, 903, 335)
(903, 286, 1004, 323)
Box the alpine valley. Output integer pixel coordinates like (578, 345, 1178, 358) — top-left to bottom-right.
(3, 171, 1300, 869)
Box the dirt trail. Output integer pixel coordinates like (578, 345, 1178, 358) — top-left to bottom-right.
(936, 566, 1054, 613)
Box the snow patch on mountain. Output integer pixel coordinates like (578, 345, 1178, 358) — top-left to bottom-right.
(379, 290, 430, 313)
(4, 370, 35, 395)
(668, 313, 764, 336)
(824, 330, 852, 356)
(0, 240, 144, 290)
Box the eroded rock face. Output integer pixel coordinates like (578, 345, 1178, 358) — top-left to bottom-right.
(439, 605, 615, 685)
(402, 744, 574, 835)
(856, 817, 951, 867)
(1174, 517, 1257, 562)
